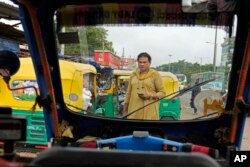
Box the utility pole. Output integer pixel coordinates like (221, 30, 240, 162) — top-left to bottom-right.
(206, 26, 218, 72)
(121, 48, 124, 70)
(199, 57, 202, 73)
(195, 56, 209, 73)
(168, 54, 172, 72)
(213, 26, 218, 72)
(195, 56, 203, 73)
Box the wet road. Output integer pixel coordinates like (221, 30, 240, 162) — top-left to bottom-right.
(179, 91, 218, 120)
(179, 91, 249, 150)
(242, 117, 250, 150)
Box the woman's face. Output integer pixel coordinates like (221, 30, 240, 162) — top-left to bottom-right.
(138, 56, 151, 73)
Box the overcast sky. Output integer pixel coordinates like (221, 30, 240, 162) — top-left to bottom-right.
(0, 0, 16, 6)
(105, 26, 228, 67)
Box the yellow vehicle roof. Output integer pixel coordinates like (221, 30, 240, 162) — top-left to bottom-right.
(13, 58, 96, 80)
(113, 70, 179, 82)
(59, 60, 97, 78)
(13, 58, 36, 79)
(113, 69, 133, 76)
(158, 71, 179, 82)
(119, 76, 130, 80)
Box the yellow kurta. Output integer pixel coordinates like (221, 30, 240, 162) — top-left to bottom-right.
(124, 69, 165, 120)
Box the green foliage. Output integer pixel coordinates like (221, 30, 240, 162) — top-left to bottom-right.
(155, 60, 214, 83)
(63, 27, 114, 57)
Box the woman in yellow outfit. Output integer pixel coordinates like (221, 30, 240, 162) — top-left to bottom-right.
(123, 52, 166, 120)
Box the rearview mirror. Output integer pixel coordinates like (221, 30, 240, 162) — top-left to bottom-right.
(0, 50, 20, 77)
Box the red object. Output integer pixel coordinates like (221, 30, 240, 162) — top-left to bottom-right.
(79, 140, 97, 148)
(94, 50, 121, 69)
(34, 145, 48, 149)
(191, 144, 209, 154)
(182, 143, 219, 158)
(0, 158, 23, 167)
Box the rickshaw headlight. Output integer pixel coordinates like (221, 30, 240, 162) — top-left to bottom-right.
(69, 93, 78, 101)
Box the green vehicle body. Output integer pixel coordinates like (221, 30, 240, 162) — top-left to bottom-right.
(12, 109, 47, 144)
(94, 70, 181, 120)
(0, 58, 97, 147)
(159, 98, 181, 120)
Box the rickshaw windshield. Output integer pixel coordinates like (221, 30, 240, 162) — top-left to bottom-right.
(54, 2, 237, 121)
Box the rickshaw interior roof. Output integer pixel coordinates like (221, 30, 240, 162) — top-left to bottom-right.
(54, 1, 237, 31)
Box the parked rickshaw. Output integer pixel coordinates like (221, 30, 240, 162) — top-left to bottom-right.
(158, 71, 181, 120)
(113, 70, 181, 120)
(0, 58, 47, 146)
(0, 57, 97, 148)
(94, 70, 181, 120)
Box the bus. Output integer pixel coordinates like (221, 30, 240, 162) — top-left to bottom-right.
(190, 72, 225, 93)
(175, 74, 187, 90)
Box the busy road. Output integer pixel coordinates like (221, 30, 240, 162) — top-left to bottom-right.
(179, 91, 249, 150)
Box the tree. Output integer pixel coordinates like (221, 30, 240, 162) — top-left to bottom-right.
(84, 27, 114, 56)
(63, 27, 114, 58)
(155, 60, 214, 84)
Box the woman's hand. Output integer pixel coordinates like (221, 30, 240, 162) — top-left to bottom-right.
(138, 93, 158, 100)
(138, 93, 150, 100)
(123, 103, 128, 116)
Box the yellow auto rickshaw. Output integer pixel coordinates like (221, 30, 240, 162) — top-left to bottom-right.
(0, 57, 97, 145)
(158, 71, 181, 120)
(96, 69, 181, 120)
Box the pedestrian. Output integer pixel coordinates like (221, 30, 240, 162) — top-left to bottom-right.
(82, 78, 92, 111)
(123, 52, 166, 120)
(190, 79, 201, 114)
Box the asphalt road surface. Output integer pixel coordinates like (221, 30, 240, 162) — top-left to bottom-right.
(179, 91, 218, 120)
(179, 91, 249, 150)
(241, 117, 250, 150)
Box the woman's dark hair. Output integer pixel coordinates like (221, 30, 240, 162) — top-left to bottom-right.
(137, 52, 151, 63)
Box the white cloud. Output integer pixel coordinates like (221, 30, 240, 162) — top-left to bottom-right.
(105, 26, 227, 67)
(0, 0, 17, 6)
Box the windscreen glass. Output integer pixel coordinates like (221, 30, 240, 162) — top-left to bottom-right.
(54, 3, 236, 121)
